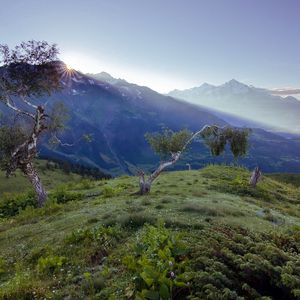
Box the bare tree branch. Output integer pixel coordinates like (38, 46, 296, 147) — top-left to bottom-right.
(4, 96, 35, 119)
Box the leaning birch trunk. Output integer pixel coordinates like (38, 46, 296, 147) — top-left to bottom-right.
(249, 167, 262, 188)
(6, 106, 48, 206)
(138, 152, 181, 195)
(21, 162, 47, 207)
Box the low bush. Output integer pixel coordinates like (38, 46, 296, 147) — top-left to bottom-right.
(76, 179, 94, 190)
(0, 270, 46, 300)
(180, 203, 225, 217)
(0, 257, 6, 277)
(65, 225, 122, 246)
(117, 212, 157, 229)
(0, 191, 36, 217)
(187, 225, 300, 299)
(37, 255, 66, 275)
(102, 186, 120, 198)
(122, 224, 192, 300)
(50, 186, 82, 204)
(81, 271, 105, 296)
(64, 225, 124, 267)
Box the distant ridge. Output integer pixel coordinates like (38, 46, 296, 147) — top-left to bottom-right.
(168, 79, 300, 134)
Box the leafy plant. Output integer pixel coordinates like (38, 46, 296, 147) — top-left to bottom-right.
(123, 224, 192, 300)
(145, 128, 192, 160)
(50, 186, 82, 203)
(187, 225, 300, 299)
(37, 255, 66, 275)
(0, 257, 7, 277)
(0, 191, 36, 217)
(0, 270, 46, 299)
(102, 185, 122, 198)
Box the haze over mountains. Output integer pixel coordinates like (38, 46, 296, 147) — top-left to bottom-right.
(2, 63, 300, 174)
(169, 79, 300, 135)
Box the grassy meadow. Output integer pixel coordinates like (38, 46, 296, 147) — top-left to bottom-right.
(0, 165, 300, 299)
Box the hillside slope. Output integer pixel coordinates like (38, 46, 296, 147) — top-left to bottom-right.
(0, 166, 300, 299)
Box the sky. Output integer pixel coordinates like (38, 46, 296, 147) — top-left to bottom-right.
(0, 0, 300, 93)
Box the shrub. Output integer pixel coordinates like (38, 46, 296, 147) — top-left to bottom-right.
(117, 212, 156, 229)
(102, 186, 119, 198)
(122, 224, 192, 300)
(37, 255, 66, 275)
(188, 225, 300, 299)
(180, 203, 225, 217)
(81, 271, 105, 295)
(65, 225, 122, 246)
(0, 257, 6, 277)
(50, 186, 82, 204)
(0, 191, 36, 217)
(65, 225, 123, 266)
(0, 270, 46, 299)
(77, 179, 94, 190)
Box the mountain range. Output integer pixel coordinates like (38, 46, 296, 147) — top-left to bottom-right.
(168, 79, 300, 135)
(1, 63, 300, 175)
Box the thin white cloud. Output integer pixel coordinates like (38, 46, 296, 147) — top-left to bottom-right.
(270, 88, 300, 96)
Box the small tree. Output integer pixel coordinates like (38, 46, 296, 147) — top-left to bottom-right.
(0, 41, 67, 207)
(137, 125, 250, 194)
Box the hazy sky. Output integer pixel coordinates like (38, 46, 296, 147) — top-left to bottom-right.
(0, 0, 299, 93)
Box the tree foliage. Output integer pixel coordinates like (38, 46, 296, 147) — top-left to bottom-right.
(145, 126, 250, 161)
(0, 40, 65, 151)
(0, 125, 27, 170)
(145, 128, 192, 160)
(48, 102, 69, 132)
(0, 41, 61, 100)
(200, 126, 250, 158)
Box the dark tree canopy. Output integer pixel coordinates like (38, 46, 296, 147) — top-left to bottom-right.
(0, 41, 61, 100)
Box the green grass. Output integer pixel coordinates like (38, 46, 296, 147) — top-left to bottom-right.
(0, 165, 300, 299)
(267, 173, 300, 188)
(0, 160, 82, 195)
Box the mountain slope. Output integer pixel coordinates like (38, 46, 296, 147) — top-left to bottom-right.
(1, 66, 300, 174)
(169, 79, 300, 134)
(1, 166, 300, 299)
(38, 67, 227, 175)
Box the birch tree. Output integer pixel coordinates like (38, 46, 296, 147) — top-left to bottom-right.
(138, 125, 250, 195)
(0, 41, 67, 207)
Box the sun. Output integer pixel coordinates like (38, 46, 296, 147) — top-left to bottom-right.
(66, 64, 73, 71)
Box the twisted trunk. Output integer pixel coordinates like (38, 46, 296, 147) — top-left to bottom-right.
(138, 152, 181, 195)
(249, 167, 262, 188)
(21, 162, 47, 207)
(6, 106, 48, 206)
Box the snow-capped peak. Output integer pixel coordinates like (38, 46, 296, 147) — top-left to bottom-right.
(221, 79, 250, 94)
